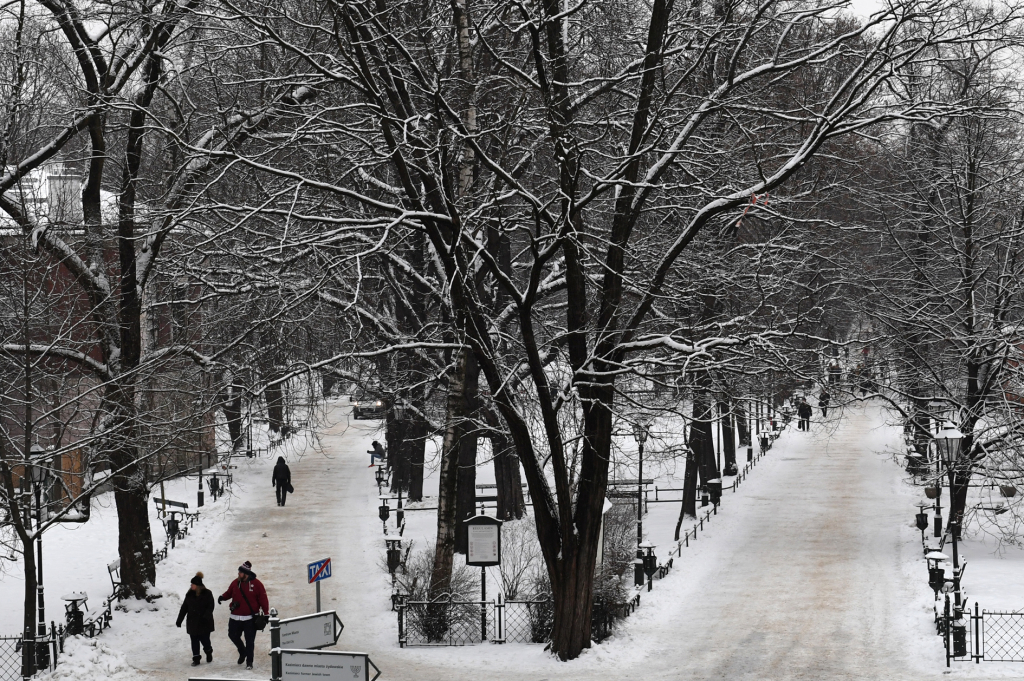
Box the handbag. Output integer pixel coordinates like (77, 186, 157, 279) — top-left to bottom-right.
(238, 581, 270, 631)
(286, 481, 294, 494)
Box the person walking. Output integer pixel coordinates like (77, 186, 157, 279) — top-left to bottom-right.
(797, 399, 812, 431)
(818, 389, 831, 418)
(367, 440, 386, 467)
(218, 561, 269, 670)
(272, 457, 292, 506)
(176, 572, 215, 666)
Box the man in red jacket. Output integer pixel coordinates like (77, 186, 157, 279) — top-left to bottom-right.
(218, 561, 269, 670)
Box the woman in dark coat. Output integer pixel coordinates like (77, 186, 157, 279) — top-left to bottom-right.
(176, 572, 215, 666)
(272, 457, 292, 506)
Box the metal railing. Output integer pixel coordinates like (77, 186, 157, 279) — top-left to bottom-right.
(940, 599, 1024, 665)
(0, 622, 66, 681)
(397, 593, 643, 647)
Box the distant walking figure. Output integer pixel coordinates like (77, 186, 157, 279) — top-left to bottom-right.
(176, 572, 215, 666)
(272, 457, 292, 507)
(818, 390, 831, 418)
(368, 440, 386, 467)
(797, 399, 812, 431)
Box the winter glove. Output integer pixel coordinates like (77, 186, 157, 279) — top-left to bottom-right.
(217, 596, 225, 604)
(176, 622, 182, 628)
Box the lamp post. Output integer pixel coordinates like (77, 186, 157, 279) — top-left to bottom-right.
(632, 421, 649, 588)
(639, 541, 657, 592)
(935, 423, 963, 611)
(28, 445, 48, 662)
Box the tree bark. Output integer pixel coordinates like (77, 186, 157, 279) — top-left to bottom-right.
(721, 400, 737, 476)
(454, 354, 480, 553)
(429, 349, 469, 600)
(691, 389, 718, 484)
(736, 402, 750, 446)
(491, 428, 525, 520)
(675, 446, 699, 538)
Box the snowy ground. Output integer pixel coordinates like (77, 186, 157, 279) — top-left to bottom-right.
(4, 399, 1024, 680)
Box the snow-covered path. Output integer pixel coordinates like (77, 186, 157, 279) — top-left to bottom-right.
(615, 403, 944, 681)
(88, 401, 967, 680)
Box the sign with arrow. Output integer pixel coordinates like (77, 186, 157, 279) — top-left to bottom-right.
(280, 649, 380, 681)
(279, 610, 344, 650)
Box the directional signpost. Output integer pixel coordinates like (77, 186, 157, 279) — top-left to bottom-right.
(279, 610, 344, 650)
(307, 557, 331, 612)
(280, 650, 379, 681)
(269, 610, 380, 681)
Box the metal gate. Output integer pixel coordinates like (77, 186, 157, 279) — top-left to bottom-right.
(944, 600, 1024, 664)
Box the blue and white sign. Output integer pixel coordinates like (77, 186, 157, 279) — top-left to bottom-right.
(307, 557, 332, 584)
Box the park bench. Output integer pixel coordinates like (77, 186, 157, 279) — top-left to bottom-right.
(107, 560, 127, 601)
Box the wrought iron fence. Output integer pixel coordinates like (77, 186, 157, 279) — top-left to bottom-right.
(398, 595, 495, 647)
(397, 593, 643, 647)
(980, 610, 1024, 662)
(940, 600, 1024, 665)
(499, 598, 552, 644)
(0, 636, 22, 681)
(0, 624, 66, 681)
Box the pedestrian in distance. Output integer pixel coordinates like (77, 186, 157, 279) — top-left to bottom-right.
(818, 389, 831, 418)
(272, 457, 292, 506)
(176, 572, 215, 666)
(368, 440, 386, 467)
(797, 399, 812, 431)
(218, 561, 269, 670)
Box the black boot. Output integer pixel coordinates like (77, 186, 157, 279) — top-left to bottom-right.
(206, 650, 213, 663)
(192, 657, 201, 667)
(237, 652, 246, 664)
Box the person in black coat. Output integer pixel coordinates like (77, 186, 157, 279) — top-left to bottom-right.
(176, 572, 215, 666)
(797, 399, 813, 431)
(272, 457, 292, 506)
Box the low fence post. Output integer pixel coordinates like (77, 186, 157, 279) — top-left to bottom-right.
(397, 604, 405, 648)
(944, 595, 951, 668)
(973, 602, 980, 663)
(270, 608, 281, 681)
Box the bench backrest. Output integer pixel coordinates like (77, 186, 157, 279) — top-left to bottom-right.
(153, 498, 188, 510)
(108, 559, 120, 576)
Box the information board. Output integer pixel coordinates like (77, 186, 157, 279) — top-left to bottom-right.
(466, 523, 499, 566)
(280, 649, 379, 681)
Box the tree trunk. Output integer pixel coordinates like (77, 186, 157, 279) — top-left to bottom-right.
(675, 446, 698, 538)
(721, 400, 737, 476)
(266, 378, 284, 433)
(736, 402, 750, 446)
(385, 403, 404, 488)
(429, 349, 469, 599)
(454, 354, 480, 553)
(224, 384, 243, 451)
(405, 414, 427, 501)
(691, 389, 718, 484)
(545, 391, 612, 660)
(491, 427, 525, 520)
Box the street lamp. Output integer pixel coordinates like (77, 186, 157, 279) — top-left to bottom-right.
(27, 444, 49, 669)
(632, 421, 649, 588)
(639, 541, 657, 592)
(936, 423, 963, 611)
(378, 496, 390, 534)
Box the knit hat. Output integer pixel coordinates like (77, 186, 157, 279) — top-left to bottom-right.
(238, 561, 256, 579)
(191, 572, 204, 587)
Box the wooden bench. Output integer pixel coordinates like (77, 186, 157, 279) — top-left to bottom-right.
(107, 560, 127, 600)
